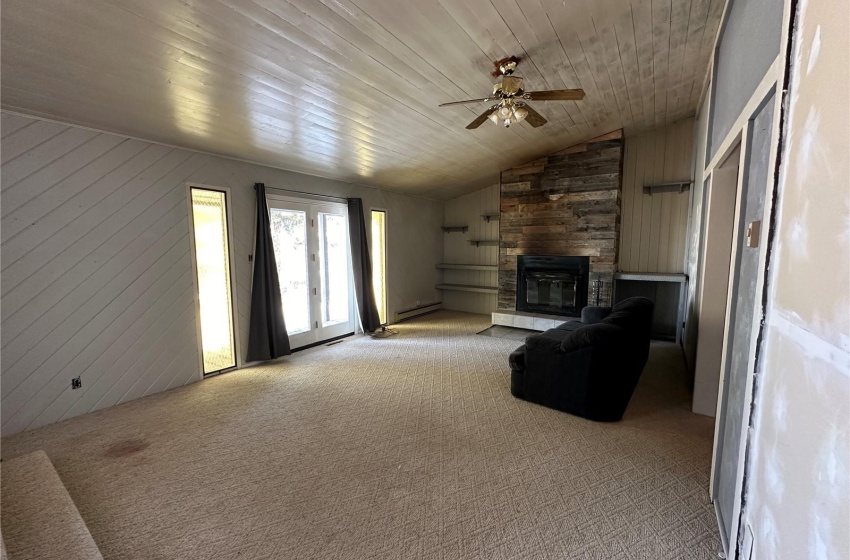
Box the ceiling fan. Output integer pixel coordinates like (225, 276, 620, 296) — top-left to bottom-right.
(438, 56, 585, 129)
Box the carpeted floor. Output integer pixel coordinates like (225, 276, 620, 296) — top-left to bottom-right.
(1, 311, 720, 559)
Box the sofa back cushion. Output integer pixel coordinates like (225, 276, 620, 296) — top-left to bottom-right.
(602, 297, 654, 332)
(560, 323, 626, 353)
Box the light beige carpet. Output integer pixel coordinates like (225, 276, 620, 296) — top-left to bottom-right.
(1, 311, 720, 559)
(1, 450, 103, 559)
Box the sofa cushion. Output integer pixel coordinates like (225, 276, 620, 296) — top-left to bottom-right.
(602, 297, 654, 331)
(611, 297, 654, 316)
(600, 310, 635, 328)
(581, 306, 611, 324)
(554, 320, 585, 332)
(560, 323, 626, 353)
(524, 328, 569, 352)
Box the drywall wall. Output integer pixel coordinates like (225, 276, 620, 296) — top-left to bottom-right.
(0, 111, 443, 436)
(709, 0, 784, 160)
(441, 184, 499, 315)
(741, 0, 850, 557)
(619, 118, 694, 273)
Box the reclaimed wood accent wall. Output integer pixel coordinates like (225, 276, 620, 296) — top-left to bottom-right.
(498, 131, 624, 310)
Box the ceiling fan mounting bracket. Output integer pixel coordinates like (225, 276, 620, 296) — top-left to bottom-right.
(492, 55, 522, 77)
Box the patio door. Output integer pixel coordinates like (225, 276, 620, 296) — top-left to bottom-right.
(267, 196, 355, 349)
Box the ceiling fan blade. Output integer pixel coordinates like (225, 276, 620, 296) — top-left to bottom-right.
(525, 89, 586, 101)
(438, 97, 494, 107)
(522, 104, 547, 128)
(466, 107, 496, 129)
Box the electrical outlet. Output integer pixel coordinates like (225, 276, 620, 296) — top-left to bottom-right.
(415, 300, 421, 307)
(71, 376, 82, 390)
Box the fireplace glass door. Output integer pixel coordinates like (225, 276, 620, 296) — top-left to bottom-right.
(525, 272, 578, 309)
(516, 255, 590, 316)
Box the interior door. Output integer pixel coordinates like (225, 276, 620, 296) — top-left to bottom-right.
(267, 197, 355, 349)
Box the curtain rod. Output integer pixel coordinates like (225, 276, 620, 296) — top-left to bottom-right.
(262, 185, 349, 203)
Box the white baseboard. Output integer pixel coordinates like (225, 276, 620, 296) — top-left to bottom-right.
(394, 302, 442, 322)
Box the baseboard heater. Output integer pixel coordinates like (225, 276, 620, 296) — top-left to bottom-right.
(394, 302, 442, 323)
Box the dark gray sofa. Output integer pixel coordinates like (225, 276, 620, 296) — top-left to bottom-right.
(509, 297, 654, 422)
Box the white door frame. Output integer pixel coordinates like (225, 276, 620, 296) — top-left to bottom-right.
(266, 193, 356, 349)
(701, 0, 794, 548)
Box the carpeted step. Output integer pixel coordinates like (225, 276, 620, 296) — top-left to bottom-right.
(1, 450, 103, 560)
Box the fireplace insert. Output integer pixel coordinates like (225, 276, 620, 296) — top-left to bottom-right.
(516, 255, 590, 316)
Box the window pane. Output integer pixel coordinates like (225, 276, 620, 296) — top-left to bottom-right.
(191, 188, 236, 374)
(319, 213, 349, 326)
(269, 208, 311, 335)
(371, 210, 387, 325)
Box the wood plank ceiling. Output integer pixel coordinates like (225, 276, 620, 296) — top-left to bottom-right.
(0, 0, 723, 199)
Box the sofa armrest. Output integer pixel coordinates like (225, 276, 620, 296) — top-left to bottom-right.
(581, 306, 612, 324)
(508, 345, 526, 371)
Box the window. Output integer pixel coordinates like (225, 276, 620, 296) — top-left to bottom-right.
(189, 187, 237, 374)
(371, 210, 387, 325)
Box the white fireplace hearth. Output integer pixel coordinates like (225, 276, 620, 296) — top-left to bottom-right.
(491, 310, 578, 331)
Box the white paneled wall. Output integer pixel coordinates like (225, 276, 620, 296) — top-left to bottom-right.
(0, 112, 443, 436)
(441, 185, 499, 315)
(619, 118, 695, 272)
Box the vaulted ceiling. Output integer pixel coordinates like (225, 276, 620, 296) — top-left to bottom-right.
(1, 0, 723, 199)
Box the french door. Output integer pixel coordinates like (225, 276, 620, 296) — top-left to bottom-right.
(267, 196, 355, 349)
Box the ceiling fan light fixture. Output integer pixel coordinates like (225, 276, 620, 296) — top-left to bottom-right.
(440, 56, 585, 130)
(513, 105, 528, 122)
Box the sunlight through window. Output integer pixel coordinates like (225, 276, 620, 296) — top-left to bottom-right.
(190, 188, 236, 374)
(371, 210, 387, 326)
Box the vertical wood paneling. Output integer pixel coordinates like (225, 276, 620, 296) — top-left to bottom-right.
(441, 184, 499, 315)
(619, 118, 695, 272)
(0, 112, 445, 436)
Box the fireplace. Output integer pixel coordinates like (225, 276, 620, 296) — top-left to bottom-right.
(516, 256, 590, 316)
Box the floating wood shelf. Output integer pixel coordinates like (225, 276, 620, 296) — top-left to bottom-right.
(642, 182, 691, 195)
(435, 283, 498, 294)
(468, 240, 499, 247)
(481, 213, 500, 223)
(435, 263, 498, 271)
(441, 225, 468, 233)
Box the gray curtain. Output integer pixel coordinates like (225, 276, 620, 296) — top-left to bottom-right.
(347, 198, 382, 332)
(246, 183, 291, 361)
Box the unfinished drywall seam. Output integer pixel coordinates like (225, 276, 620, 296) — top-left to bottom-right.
(734, 0, 799, 553)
